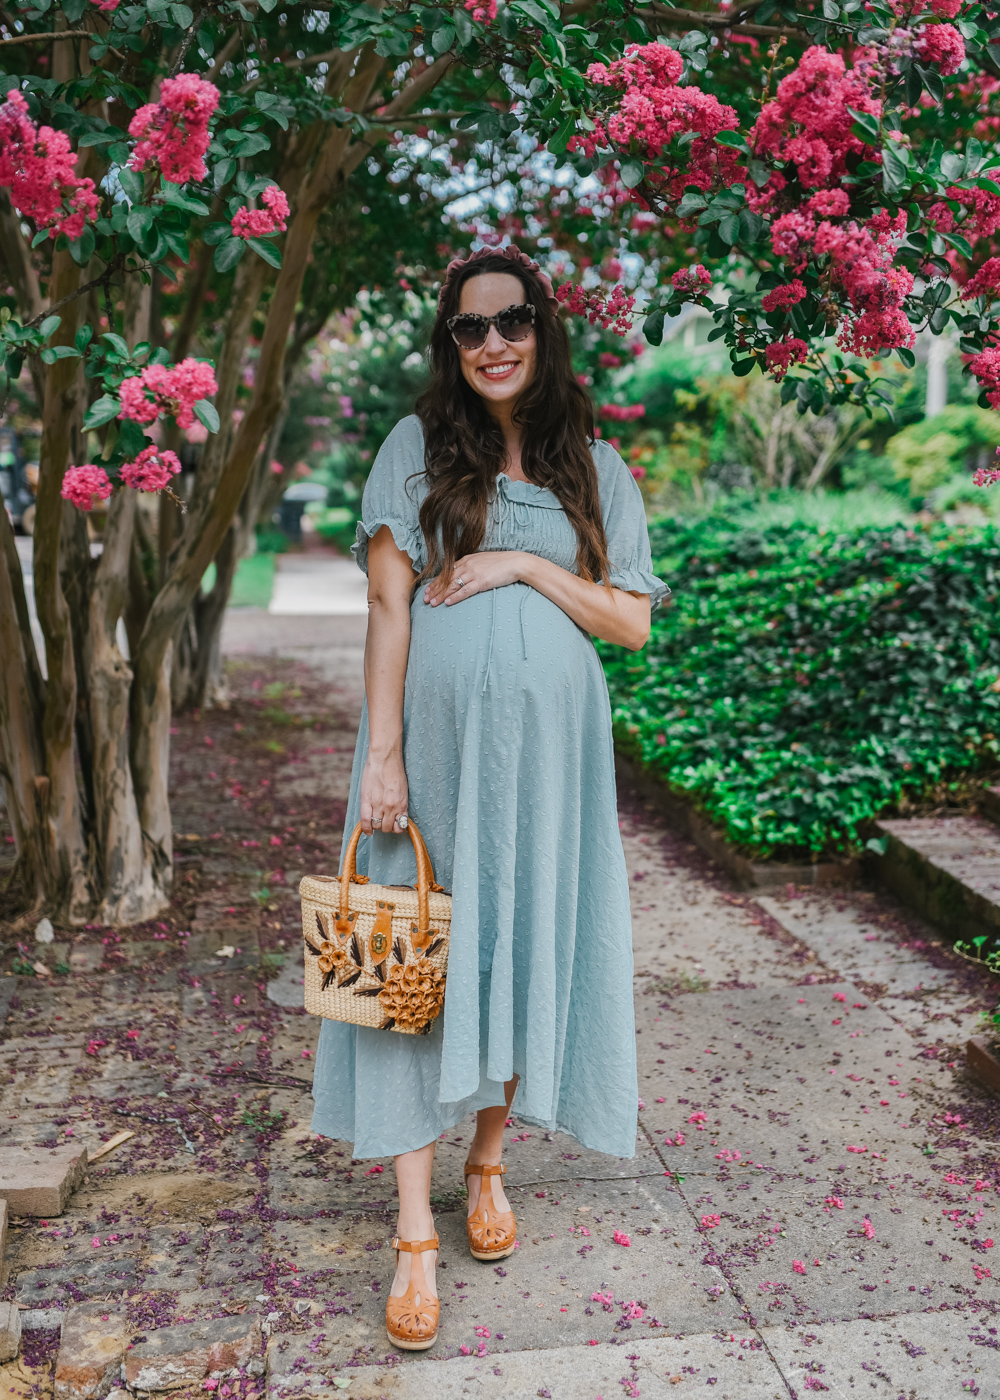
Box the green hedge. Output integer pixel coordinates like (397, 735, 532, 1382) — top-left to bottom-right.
(599, 517, 1000, 860)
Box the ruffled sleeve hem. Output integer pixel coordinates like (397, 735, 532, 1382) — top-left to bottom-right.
(352, 517, 423, 576)
(606, 568, 670, 611)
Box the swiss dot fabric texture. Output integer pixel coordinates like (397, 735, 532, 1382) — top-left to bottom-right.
(310, 415, 668, 1159)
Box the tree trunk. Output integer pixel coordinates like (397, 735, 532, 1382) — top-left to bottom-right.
(0, 493, 47, 913)
(32, 247, 91, 922)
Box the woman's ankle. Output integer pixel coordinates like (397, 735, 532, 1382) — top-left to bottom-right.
(395, 1213, 436, 1241)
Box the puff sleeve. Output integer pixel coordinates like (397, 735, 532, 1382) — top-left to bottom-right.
(351, 415, 428, 576)
(593, 439, 669, 610)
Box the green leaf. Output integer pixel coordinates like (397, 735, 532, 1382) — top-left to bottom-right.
(715, 130, 749, 154)
(117, 418, 148, 457)
(160, 183, 210, 214)
(881, 143, 909, 196)
(453, 4, 475, 45)
(865, 835, 888, 856)
(247, 237, 282, 268)
(847, 106, 880, 143)
(194, 399, 221, 433)
(31, 229, 50, 249)
(170, 2, 193, 25)
(102, 333, 131, 359)
(38, 315, 61, 340)
(230, 132, 271, 158)
(942, 230, 975, 259)
(547, 113, 577, 156)
(83, 395, 122, 431)
(619, 159, 645, 190)
(75, 324, 94, 354)
(258, 0, 278, 9)
(676, 191, 708, 217)
(214, 237, 247, 273)
(717, 212, 740, 245)
(732, 358, 756, 376)
(822, 0, 840, 16)
(40, 345, 80, 364)
(118, 168, 144, 204)
(431, 22, 455, 53)
(126, 206, 155, 245)
(214, 158, 237, 188)
(68, 226, 96, 266)
(739, 209, 764, 244)
(643, 309, 666, 347)
(895, 347, 915, 368)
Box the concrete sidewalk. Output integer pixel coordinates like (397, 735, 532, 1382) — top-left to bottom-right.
(0, 609, 997, 1400)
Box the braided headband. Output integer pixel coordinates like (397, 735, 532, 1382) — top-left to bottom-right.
(437, 243, 559, 312)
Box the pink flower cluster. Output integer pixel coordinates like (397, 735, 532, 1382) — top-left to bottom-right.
(762, 280, 807, 312)
(599, 403, 646, 421)
(231, 185, 290, 240)
(751, 47, 881, 192)
(556, 281, 635, 336)
(463, 0, 497, 18)
(672, 264, 712, 293)
(770, 209, 914, 357)
(61, 465, 113, 511)
(915, 23, 966, 75)
(931, 0, 963, 13)
(764, 338, 808, 380)
(129, 73, 219, 185)
(973, 449, 1000, 487)
(118, 358, 218, 430)
(119, 446, 182, 493)
(969, 347, 1000, 409)
(0, 90, 99, 240)
(960, 258, 1000, 300)
(584, 42, 743, 196)
(929, 185, 1000, 241)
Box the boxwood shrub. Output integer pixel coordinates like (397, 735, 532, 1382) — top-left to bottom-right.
(599, 516, 1000, 860)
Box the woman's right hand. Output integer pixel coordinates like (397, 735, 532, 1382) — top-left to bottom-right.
(359, 749, 409, 836)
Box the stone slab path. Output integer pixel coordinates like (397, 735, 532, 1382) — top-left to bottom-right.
(1, 607, 999, 1400)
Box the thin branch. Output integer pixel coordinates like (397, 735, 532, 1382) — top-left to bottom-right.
(167, 5, 206, 79)
(0, 27, 90, 45)
(648, 3, 808, 38)
(24, 260, 126, 330)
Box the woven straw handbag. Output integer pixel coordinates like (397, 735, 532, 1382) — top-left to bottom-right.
(299, 819, 451, 1035)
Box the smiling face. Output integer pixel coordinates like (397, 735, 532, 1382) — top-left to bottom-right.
(456, 272, 537, 415)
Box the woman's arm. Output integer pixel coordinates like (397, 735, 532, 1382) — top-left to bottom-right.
(423, 551, 651, 651)
(359, 525, 415, 835)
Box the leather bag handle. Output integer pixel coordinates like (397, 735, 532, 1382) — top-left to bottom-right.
(339, 819, 439, 946)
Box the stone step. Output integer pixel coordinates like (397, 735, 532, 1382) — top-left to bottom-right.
(978, 783, 1000, 828)
(874, 813, 1000, 946)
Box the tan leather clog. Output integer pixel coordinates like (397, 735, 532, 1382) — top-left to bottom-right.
(385, 1233, 440, 1351)
(464, 1162, 517, 1261)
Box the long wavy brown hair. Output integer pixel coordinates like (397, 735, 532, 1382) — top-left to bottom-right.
(414, 253, 610, 585)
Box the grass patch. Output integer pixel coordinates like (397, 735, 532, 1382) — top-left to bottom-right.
(201, 551, 277, 609)
(600, 514, 1000, 862)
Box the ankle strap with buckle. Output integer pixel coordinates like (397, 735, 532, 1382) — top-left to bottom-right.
(391, 1235, 440, 1253)
(464, 1162, 505, 1178)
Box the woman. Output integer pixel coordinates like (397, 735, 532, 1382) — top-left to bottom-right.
(310, 244, 667, 1351)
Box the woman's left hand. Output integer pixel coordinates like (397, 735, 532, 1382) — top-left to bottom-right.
(423, 551, 528, 607)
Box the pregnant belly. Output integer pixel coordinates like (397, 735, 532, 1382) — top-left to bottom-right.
(406, 582, 603, 705)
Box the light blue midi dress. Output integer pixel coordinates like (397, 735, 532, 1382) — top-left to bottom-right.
(310, 416, 668, 1159)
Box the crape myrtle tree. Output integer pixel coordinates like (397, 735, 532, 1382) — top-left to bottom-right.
(0, 0, 651, 927)
(544, 0, 1000, 448)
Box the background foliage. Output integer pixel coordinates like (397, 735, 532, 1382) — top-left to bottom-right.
(601, 513, 1000, 860)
